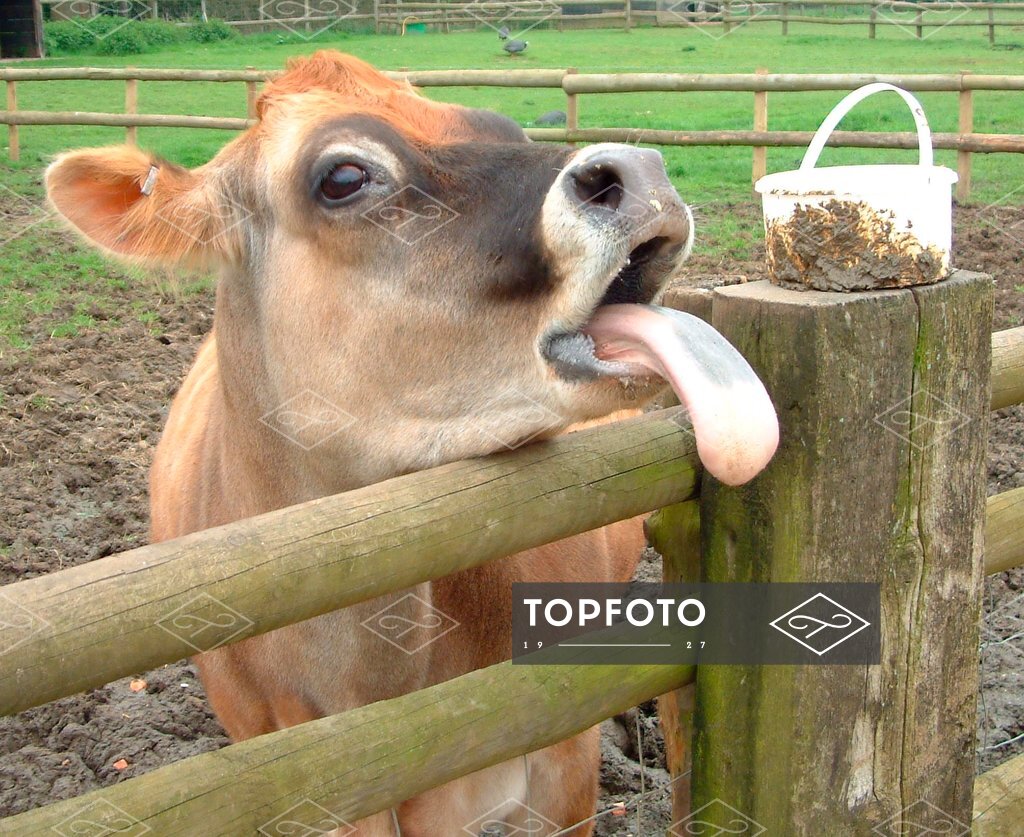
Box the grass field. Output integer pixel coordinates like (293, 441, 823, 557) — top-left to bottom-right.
(1, 23, 1023, 346)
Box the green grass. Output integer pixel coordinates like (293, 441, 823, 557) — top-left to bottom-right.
(1, 23, 1023, 346)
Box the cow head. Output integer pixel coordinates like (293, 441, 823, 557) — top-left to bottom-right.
(47, 52, 775, 490)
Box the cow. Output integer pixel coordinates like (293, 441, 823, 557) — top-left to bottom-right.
(45, 51, 777, 835)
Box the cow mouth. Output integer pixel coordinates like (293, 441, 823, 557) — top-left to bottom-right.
(541, 236, 678, 382)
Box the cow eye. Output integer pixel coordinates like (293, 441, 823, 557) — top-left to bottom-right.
(319, 163, 367, 203)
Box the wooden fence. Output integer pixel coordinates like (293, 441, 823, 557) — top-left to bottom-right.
(38, 0, 1024, 43)
(0, 275, 1021, 832)
(4, 66, 1024, 199)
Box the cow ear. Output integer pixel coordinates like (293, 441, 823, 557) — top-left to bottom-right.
(46, 146, 231, 265)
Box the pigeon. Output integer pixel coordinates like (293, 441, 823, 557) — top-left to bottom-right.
(498, 26, 510, 40)
(534, 110, 567, 126)
(503, 39, 528, 56)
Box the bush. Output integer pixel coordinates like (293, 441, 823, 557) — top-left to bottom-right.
(95, 25, 149, 56)
(137, 20, 185, 49)
(187, 18, 234, 43)
(44, 20, 98, 55)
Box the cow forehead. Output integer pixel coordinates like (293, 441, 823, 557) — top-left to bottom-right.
(255, 51, 477, 147)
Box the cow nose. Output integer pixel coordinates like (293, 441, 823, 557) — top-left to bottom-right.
(564, 145, 689, 249)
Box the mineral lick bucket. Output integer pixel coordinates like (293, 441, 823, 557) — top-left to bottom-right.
(754, 83, 958, 292)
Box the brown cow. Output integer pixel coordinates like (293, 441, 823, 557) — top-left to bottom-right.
(46, 51, 777, 835)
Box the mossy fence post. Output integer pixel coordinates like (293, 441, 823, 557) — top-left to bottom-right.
(690, 272, 991, 832)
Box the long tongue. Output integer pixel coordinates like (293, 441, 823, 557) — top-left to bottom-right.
(584, 304, 779, 486)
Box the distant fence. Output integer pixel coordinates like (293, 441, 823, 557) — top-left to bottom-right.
(4, 66, 1024, 199)
(36, 0, 1024, 43)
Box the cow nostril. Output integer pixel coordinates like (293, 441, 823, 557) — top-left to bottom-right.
(571, 165, 623, 211)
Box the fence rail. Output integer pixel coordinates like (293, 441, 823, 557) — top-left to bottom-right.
(4, 68, 1024, 199)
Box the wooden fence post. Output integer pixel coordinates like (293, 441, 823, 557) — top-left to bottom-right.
(125, 75, 138, 146)
(915, 8, 923, 38)
(6, 80, 18, 162)
(752, 68, 768, 188)
(245, 66, 258, 121)
(781, 1, 788, 35)
(692, 271, 991, 833)
(869, 1, 877, 38)
(565, 68, 578, 148)
(625, 0, 632, 31)
(988, 7, 995, 45)
(958, 81, 973, 203)
(150, 0, 158, 20)
(722, 0, 732, 35)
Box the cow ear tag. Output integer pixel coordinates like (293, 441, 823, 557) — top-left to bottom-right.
(141, 166, 159, 197)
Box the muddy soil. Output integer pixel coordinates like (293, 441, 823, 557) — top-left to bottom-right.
(0, 202, 1021, 837)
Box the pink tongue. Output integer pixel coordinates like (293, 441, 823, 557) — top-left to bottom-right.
(584, 304, 779, 486)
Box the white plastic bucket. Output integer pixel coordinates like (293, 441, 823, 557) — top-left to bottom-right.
(755, 83, 958, 291)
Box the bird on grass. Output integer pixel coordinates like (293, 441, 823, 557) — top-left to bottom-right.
(503, 39, 528, 56)
(498, 25, 510, 39)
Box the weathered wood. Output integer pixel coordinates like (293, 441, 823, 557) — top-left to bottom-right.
(0, 110, 252, 130)
(985, 487, 1024, 575)
(973, 750, 1024, 835)
(527, 127, 1024, 153)
(0, 409, 700, 717)
(752, 69, 768, 186)
(991, 326, 1024, 410)
(0, 656, 696, 834)
(958, 86, 973, 201)
(693, 272, 991, 833)
(646, 501, 701, 824)
(124, 76, 138, 146)
(5, 81, 16, 162)
(565, 67, 579, 148)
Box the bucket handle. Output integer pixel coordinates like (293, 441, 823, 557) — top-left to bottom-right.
(799, 82, 933, 172)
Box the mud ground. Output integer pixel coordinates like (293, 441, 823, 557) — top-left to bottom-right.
(0, 202, 1020, 836)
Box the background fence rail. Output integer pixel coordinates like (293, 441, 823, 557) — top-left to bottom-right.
(4, 67, 1024, 199)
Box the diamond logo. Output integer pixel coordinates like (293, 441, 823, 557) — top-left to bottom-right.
(52, 799, 151, 837)
(361, 593, 459, 655)
(259, 0, 358, 41)
(464, 0, 559, 40)
(874, 390, 972, 451)
(770, 593, 870, 657)
(155, 194, 253, 248)
(361, 185, 460, 245)
(979, 184, 1024, 250)
(0, 593, 50, 656)
(259, 390, 357, 451)
(55, 2, 149, 41)
(478, 387, 564, 451)
(258, 799, 355, 836)
(0, 184, 55, 250)
(664, 1, 770, 40)
(155, 593, 254, 653)
(874, 1, 972, 40)
(872, 800, 969, 836)
(462, 799, 560, 836)
(670, 798, 766, 836)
